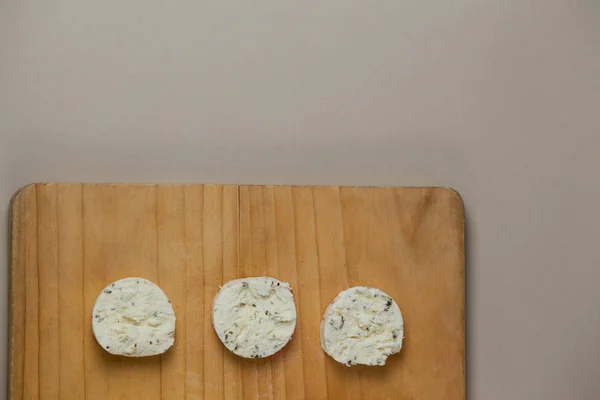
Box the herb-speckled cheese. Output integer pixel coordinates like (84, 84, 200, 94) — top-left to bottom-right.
(212, 277, 297, 358)
(92, 277, 176, 357)
(320, 286, 404, 366)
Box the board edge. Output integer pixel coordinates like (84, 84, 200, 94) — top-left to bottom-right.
(8, 184, 38, 399)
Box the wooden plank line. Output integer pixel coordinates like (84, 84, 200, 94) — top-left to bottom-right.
(9, 190, 18, 399)
(259, 187, 274, 400)
(310, 187, 329, 397)
(336, 188, 350, 288)
(313, 186, 361, 400)
(15, 189, 24, 400)
(268, 188, 286, 400)
(338, 187, 364, 397)
(10, 187, 28, 400)
(183, 185, 205, 399)
(18, 188, 23, 399)
(222, 188, 226, 400)
(203, 189, 208, 400)
(238, 186, 258, 399)
(26, 184, 39, 399)
(37, 184, 60, 397)
(263, 187, 286, 400)
(236, 185, 244, 400)
(35, 184, 41, 399)
(183, 189, 188, 400)
(237, 185, 240, 281)
(221, 185, 226, 400)
(155, 185, 163, 400)
(223, 185, 242, 400)
(203, 186, 225, 400)
(296, 186, 328, 398)
(200, 186, 205, 400)
(56, 184, 84, 398)
(274, 187, 306, 399)
(81, 184, 87, 400)
(289, 188, 306, 400)
(55, 187, 61, 395)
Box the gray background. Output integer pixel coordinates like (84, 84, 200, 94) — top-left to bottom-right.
(1, 0, 599, 398)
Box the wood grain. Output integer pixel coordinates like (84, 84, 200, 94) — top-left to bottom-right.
(10, 184, 465, 400)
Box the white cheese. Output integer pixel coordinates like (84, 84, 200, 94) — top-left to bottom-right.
(92, 277, 176, 357)
(212, 277, 297, 358)
(320, 286, 404, 366)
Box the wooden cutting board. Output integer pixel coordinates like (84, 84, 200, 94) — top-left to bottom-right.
(9, 184, 465, 400)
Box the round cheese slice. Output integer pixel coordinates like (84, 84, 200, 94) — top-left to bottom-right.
(212, 277, 297, 358)
(320, 286, 404, 366)
(92, 277, 176, 357)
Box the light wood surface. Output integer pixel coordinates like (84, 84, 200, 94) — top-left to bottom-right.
(10, 184, 465, 400)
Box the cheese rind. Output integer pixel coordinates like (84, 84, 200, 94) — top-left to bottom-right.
(212, 277, 297, 358)
(320, 286, 404, 366)
(92, 277, 176, 357)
